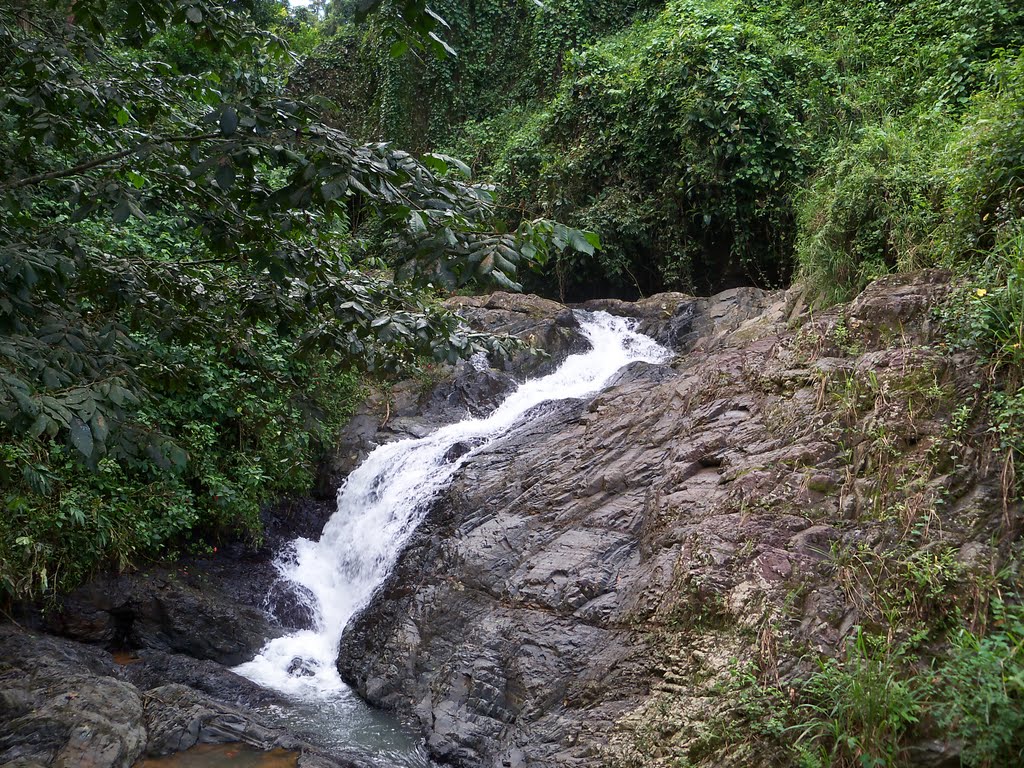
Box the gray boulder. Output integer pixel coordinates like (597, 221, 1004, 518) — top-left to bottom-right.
(0, 626, 357, 768)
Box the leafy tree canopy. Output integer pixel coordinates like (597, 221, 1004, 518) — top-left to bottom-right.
(0, 0, 598, 597)
(308, 0, 1024, 299)
(0, 0, 594, 468)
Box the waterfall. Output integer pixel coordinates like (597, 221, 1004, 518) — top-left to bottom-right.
(234, 311, 669, 758)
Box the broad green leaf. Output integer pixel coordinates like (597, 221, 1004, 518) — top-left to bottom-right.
(90, 412, 109, 443)
(69, 417, 94, 458)
(41, 367, 61, 389)
(215, 163, 236, 191)
(220, 107, 238, 136)
(28, 413, 48, 439)
(569, 230, 595, 256)
(112, 200, 131, 225)
(422, 154, 449, 175)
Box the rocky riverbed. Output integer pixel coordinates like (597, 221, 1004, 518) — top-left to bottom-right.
(2, 272, 1009, 768)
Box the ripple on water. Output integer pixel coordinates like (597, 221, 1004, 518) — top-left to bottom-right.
(252, 692, 436, 768)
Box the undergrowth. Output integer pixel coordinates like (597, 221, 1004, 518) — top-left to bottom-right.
(0, 331, 363, 599)
(307, 0, 1024, 299)
(711, 606, 1024, 768)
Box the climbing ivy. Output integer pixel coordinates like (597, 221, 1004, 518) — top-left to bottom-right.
(295, 0, 659, 149)
(302, 0, 1024, 299)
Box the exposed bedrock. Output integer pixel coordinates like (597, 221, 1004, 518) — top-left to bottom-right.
(1, 272, 992, 768)
(316, 288, 775, 496)
(1, 501, 358, 768)
(337, 271, 1000, 767)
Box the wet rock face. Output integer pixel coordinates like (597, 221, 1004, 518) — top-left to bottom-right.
(316, 292, 584, 497)
(581, 286, 782, 352)
(316, 288, 778, 498)
(337, 271, 985, 767)
(43, 568, 280, 667)
(0, 272, 974, 768)
(334, 285, 795, 766)
(0, 626, 356, 768)
(0, 628, 145, 768)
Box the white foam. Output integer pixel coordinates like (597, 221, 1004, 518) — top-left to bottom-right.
(235, 311, 669, 700)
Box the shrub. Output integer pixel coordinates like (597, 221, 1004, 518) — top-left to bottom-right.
(795, 120, 948, 304)
(792, 629, 928, 768)
(0, 331, 363, 600)
(495, 0, 831, 297)
(934, 601, 1024, 767)
(941, 51, 1024, 263)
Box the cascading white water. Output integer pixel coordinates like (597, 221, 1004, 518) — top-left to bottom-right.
(235, 311, 669, 760)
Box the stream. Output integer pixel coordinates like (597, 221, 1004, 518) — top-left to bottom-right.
(232, 311, 670, 765)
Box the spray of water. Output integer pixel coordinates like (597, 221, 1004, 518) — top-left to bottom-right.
(235, 311, 668, 705)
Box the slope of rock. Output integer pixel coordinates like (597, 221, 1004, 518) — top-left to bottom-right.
(337, 271, 1012, 767)
(315, 292, 584, 497)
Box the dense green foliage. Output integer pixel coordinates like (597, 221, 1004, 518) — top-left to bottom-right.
(482, 0, 827, 296)
(307, 0, 1024, 299)
(0, 0, 598, 599)
(299, 0, 659, 148)
(0, 0, 1021, 761)
(0, 321, 362, 597)
(934, 602, 1024, 766)
(799, 49, 1024, 304)
(792, 630, 927, 767)
(795, 120, 947, 303)
(306, 0, 1024, 763)
(780, 602, 1024, 768)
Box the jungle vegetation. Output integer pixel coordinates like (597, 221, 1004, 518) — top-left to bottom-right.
(2, 1, 1024, 763)
(294, 2, 1024, 766)
(0, 0, 595, 599)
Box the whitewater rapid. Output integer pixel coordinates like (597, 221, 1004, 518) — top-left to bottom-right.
(235, 311, 669, 739)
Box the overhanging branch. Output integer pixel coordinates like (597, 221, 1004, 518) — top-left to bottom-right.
(1, 132, 222, 191)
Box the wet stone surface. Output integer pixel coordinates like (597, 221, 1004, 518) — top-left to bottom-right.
(336, 273, 990, 768)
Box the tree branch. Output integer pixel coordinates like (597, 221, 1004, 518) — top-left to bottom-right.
(2, 132, 222, 191)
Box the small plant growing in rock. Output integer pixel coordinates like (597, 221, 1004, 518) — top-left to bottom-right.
(829, 318, 863, 357)
(933, 599, 1024, 767)
(789, 628, 928, 768)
